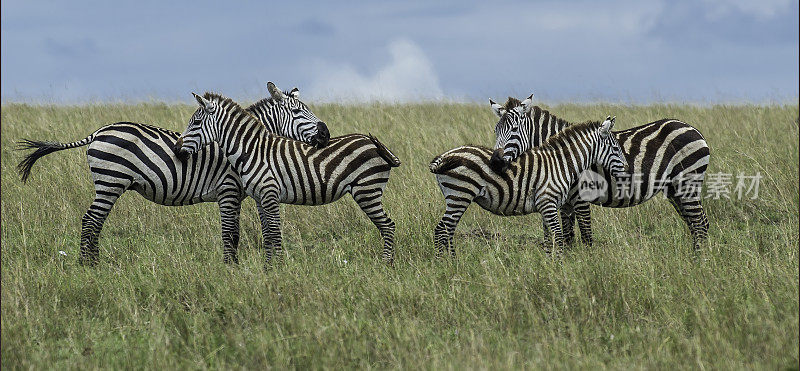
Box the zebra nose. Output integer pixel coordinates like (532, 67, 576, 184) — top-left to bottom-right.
(489, 148, 509, 172)
(174, 137, 184, 152)
(315, 122, 330, 147)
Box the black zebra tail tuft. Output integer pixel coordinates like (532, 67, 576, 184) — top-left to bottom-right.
(16, 140, 71, 183)
(368, 134, 401, 167)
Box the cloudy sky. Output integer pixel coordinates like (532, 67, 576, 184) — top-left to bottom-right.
(1, 1, 797, 104)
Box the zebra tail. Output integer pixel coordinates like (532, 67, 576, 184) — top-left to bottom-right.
(429, 153, 460, 174)
(368, 134, 401, 167)
(16, 134, 95, 183)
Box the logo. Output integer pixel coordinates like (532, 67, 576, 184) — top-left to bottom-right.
(577, 170, 608, 202)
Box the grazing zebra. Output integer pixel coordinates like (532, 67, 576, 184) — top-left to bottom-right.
(175, 92, 401, 265)
(17, 82, 329, 266)
(489, 95, 710, 251)
(430, 116, 628, 257)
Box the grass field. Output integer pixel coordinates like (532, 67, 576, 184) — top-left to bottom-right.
(1, 101, 798, 369)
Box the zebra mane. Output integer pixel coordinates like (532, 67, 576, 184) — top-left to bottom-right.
(245, 90, 295, 112)
(202, 92, 263, 125)
(503, 97, 522, 110)
(503, 98, 572, 130)
(529, 105, 562, 122)
(537, 120, 602, 151)
(202, 92, 238, 108)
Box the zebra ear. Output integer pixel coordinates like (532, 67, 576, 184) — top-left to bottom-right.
(267, 81, 286, 102)
(521, 94, 534, 113)
(490, 99, 505, 117)
(192, 92, 213, 112)
(600, 115, 615, 134)
(289, 87, 300, 99)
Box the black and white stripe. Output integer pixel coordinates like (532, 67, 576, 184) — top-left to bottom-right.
(17, 82, 328, 266)
(176, 92, 401, 265)
(431, 117, 627, 257)
(490, 95, 711, 251)
(247, 82, 330, 148)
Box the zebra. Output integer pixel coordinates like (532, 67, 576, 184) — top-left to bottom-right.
(249, 82, 330, 147)
(489, 94, 710, 251)
(430, 116, 628, 257)
(174, 92, 401, 265)
(16, 82, 329, 266)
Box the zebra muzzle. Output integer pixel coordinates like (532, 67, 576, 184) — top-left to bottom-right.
(173, 137, 189, 159)
(314, 122, 330, 148)
(489, 148, 509, 172)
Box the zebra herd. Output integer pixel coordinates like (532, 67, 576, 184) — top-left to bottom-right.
(16, 83, 710, 266)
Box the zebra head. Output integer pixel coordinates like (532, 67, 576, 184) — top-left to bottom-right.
(595, 116, 629, 177)
(490, 94, 535, 172)
(175, 93, 222, 157)
(263, 82, 330, 148)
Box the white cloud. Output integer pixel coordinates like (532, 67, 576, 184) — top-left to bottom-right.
(307, 39, 444, 103)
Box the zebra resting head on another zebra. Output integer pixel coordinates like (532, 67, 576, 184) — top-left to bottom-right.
(259, 82, 330, 148)
(489, 94, 710, 252)
(489, 94, 535, 172)
(173, 82, 330, 156)
(176, 92, 401, 265)
(430, 116, 628, 257)
(16, 83, 335, 266)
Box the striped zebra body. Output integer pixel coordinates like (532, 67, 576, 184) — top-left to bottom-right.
(176, 93, 400, 264)
(431, 117, 626, 257)
(83, 123, 239, 205)
(269, 133, 397, 206)
(17, 83, 328, 266)
(490, 96, 710, 250)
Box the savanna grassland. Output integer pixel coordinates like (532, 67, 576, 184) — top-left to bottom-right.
(1, 101, 798, 369)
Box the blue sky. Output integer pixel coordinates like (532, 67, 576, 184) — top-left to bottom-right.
(1, 1, 797, 104)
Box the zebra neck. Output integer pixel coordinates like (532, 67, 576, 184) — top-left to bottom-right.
(540, 132, 596, 180)
(245, 104, 281, 134)
(256, 111, 281, 133)
(529, 107, 571, 148)
(531, 121, 571, 146)
(217, 116, 269, 176)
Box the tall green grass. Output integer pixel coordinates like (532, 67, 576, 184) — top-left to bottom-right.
(2, 102, 798, 369)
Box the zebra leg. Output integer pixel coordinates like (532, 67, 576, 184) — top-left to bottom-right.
(435, 198, 470, 258)
(560, 207, 576, 246)
(540, 203, 564, 256)
(351, 185, 396, 265)
(433, 220, 449, 258)
(258, 195, 282, 264)
(79, 187, 123, 266)
(217, 193, 242, 265)
(256, 203, 268, 252)
(573, 201, 593, 247)
(668, 195, 709, 253)
(541, 217, 552, 250)
(692, 205, 710, 251)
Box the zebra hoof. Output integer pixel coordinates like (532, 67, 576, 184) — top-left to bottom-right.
(78, 256, 98, 267)
(262, 260, 278, 271)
